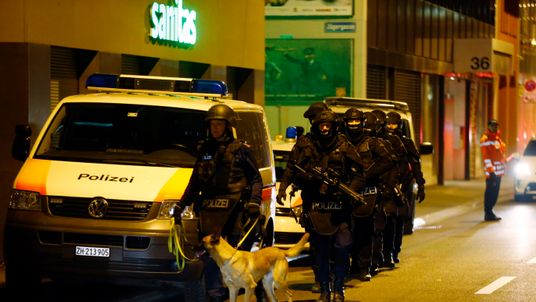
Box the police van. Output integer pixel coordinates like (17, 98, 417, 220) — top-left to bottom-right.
(7, 74, 276, 298)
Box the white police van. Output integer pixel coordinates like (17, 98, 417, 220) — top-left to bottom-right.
(7, 74, 276, 300)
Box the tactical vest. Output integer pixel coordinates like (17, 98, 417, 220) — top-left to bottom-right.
(195, 139, 250, 235)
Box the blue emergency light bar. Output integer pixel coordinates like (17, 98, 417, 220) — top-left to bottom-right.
(86, 73, 228, 96)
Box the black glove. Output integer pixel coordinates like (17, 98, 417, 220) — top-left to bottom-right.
(276, 190, 286, 206)
(245, 202, 261, 218)
(417, 185, 425, 203)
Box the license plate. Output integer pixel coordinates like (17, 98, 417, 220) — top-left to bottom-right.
(75, 246, 110, 258)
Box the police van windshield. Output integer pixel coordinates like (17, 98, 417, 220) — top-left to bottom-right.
(34, 103, 205, 167)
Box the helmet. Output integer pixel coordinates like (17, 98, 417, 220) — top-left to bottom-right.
(205, 104, 236, 126)
(364, 111, 379, 132)
(386, 111, 402, 133)
(304, 102, 328, 124)
(312, 109, 337, 125)
(344, 108, 365, 139)
(344, 107, 365, 122)
(312, 110, 337, 141)
(386, 111, 401, 125)
(372, 109, 386, 126)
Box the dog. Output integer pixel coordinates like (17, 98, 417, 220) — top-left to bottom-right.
(202, 232, 310, 302)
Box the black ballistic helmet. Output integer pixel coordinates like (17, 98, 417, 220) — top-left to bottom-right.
(386, 111, 402, 127)
(205, 104, 237, 126)
(304, 102, 328, 124)
(313, 109, 337, 125)
(312, 109, 337, 140)
(372, 109, 386, 125)
(364, 111, 379, 131)
(344, 107, 365, 122)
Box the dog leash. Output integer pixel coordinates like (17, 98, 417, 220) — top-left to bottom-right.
(235, 215, 261, 250)
(168, 218, 195, 271)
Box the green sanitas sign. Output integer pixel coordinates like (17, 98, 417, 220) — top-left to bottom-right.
(149, 0, 197, 47)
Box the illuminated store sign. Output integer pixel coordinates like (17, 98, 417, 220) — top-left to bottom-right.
(149, 0, 197, 46)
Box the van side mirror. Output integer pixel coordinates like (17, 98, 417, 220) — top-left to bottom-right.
(12, 124, 32, 161)
(419, 142, 433, 155)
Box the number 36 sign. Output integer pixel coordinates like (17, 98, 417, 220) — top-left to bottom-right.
(454, 39, 494, 73)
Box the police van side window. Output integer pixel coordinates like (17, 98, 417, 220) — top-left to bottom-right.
(235, 111, 271, 169)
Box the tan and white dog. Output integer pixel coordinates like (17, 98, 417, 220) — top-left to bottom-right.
(202, 232, 310, 302)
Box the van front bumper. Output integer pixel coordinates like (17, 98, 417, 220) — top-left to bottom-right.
(4, 222, 204, 286)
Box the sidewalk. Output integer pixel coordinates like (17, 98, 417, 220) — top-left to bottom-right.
(0, 177, 514, 288)
(415, 175, 514, 226)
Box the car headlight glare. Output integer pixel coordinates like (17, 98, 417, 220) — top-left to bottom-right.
(514, 162, 531, 177)
(9, 190, 41, 211)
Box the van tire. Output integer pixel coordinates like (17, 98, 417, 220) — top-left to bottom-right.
(182, 277, 206, 302)
(514, 193, 525, 202)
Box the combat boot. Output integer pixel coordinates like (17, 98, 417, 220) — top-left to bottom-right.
(317, 281, 331, 302)
(333, 278, 345, 302)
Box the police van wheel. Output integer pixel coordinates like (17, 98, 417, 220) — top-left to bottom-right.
(514, 193, 526, 202)
(182, 277, 206, 302)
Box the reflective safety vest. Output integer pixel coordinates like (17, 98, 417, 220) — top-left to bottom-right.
(480, 130, 506, 178)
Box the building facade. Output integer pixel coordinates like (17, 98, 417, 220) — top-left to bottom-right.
(265, 0, 522, 185)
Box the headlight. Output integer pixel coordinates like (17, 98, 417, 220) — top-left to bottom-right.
(9, 190, 41, 211)
(158, 200, 195, 219)
(514, 161, 531, 177)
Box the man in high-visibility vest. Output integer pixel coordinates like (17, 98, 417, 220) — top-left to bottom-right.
(480, 119, 506, 221)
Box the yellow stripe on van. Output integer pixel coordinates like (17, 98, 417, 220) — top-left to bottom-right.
(155, 168, 194, 201)
(14, 159, 51, 195)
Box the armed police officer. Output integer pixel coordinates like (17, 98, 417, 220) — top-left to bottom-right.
(277, 109, 363, 302)
(173, 104, 263, 302)
(343, 108, 394, 282)
(360, 111, 406, 274)
(386, 111, 426, 262)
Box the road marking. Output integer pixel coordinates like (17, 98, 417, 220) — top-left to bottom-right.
(528, 257, 536, 264)
(475, 276, 516, 295)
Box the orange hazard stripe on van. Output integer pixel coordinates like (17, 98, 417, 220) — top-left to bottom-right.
(154, 168, 193, 201)
(14, 159, 50, 195)
(261, 186, 274, 204)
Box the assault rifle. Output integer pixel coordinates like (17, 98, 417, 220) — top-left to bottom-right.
(291, 161, 366, 207)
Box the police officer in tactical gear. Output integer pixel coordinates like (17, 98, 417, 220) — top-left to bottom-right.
(173, 104, 263, 302)
(385, 111, 425, 263)
(278, 109, 361, 302)
(281, 100, 328, 295)
(361, 111, 406, 274)
(344, 108, 394, 281)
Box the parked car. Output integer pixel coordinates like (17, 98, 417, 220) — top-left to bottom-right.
(272, 128, 308, 253)
(513, 138, 536, 201)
